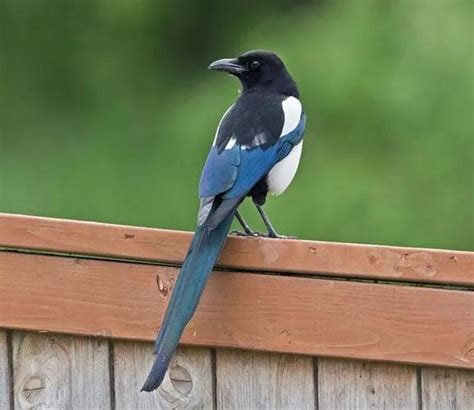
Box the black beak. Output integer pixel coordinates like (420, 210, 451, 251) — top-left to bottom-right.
(208, 58, 247, 75)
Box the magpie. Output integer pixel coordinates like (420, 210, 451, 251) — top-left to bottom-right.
(141, 50, 306, 392)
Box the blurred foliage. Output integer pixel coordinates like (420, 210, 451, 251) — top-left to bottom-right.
(0, 0, 472, 250)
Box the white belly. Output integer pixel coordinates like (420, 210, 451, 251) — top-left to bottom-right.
(267, 142, 303, 196)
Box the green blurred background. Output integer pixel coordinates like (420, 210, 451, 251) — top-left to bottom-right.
(0, 0, 472, 250)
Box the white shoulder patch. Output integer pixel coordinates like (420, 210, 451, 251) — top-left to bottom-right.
(212, 104, 234, 147)
(267, 141, 303, 196)
(280, 96, 302, 137)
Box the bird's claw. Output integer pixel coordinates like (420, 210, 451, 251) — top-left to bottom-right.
(230, 230, 261, 237)
(267, 233, 298, 239)
(230, 230, 297, 239)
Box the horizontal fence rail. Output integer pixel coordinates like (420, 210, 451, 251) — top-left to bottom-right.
(0, 213, 473, 371)
(1, 213, 473, 286)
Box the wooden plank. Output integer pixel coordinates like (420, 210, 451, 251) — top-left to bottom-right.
(318, 358, 418, 409)
(1, 252, 472, 369)
(114, 342, 213, 409)
(12, 331, 110, 409)
(0, 330, 11, 409)
(421, 367, 474, 409)
(216, 349, 314, 409)
(0, 213, 472, 286)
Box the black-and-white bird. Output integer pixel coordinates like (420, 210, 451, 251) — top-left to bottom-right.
(142, 50, 306, 392)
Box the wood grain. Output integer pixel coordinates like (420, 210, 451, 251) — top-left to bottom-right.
(421, 367, 474, 410)
(318, 358, 418, 409)
(0, 330, 11, 409)
(216, 349, 314, 410)
(114, 342, 213, 409)
(1, 213, 472, 286)
(12, 331, 110, 409)
(1, 252, 472, 369)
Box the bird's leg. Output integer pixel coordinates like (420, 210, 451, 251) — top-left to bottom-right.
(234, 210, 254, 235)
(231, 210, 259, 237)
(255, 205, 297, 239)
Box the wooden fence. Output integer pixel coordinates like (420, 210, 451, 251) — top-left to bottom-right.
(0, 213, 473, 409)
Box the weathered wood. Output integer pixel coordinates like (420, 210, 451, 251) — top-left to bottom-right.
(1, 252, 473, 369)
(114, 342, 213, 409)
(421, 367, 474, 410)
(12, 332, 110, 409)
(216, 349, 314, 409)
(318, 358, 418, 409)
(1, 213, 472, 286)
(0, 330, 11, 409)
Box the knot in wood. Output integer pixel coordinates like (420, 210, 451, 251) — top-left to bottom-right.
(462, 339, 474, 360)
(156, 275, 168, 297)
(169, 364, 193, 396)
(22, 375, 46, 402)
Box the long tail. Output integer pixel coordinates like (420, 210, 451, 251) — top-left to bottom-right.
(141, 207, 235, 392)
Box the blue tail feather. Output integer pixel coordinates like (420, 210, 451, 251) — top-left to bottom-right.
(141, 207, 235, 392)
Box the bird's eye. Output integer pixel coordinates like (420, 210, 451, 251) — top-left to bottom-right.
(250, 60, 260, 70)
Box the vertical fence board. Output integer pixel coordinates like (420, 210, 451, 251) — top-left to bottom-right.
(216, 349, 314, 410)
(0, 331, 11, 409)
(318, 358, 418, 410)
(421, 367, 474, 410)
(12, 332, 110, 409)
(114, 342, 213, 409)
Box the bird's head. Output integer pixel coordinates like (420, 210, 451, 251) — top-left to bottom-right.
(208, 50, 298, 97)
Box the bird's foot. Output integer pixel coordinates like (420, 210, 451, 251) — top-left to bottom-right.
(230, 230, 261, 237)
(230, 230, 296, 239)
(266, 232, 298, 239)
